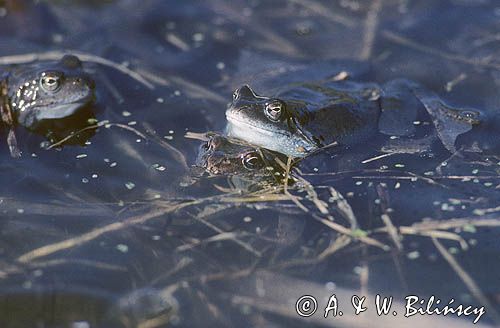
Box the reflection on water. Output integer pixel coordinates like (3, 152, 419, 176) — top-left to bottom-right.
(0, 0, 500, 327)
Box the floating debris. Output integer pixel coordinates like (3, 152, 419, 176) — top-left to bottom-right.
(152, 163, 166, 171)
(407, 250, 420, 260)
(116, 244, 129, 253)
(125, 182, 135, 190)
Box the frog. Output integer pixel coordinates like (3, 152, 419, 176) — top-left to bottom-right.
(0, 54, 95, 157)
(194, 132, 292, 192)
(225, 79, 488, 158)
(196, 132, 284, 176)
(4, 54, 95, 129)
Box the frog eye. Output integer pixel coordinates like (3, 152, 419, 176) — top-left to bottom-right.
(265, 100, 284, 122)
(460, 110, 479, 120)
(242, 152, 263, 170)
(40, 72, 62, 92)
(202, 141, 211, 151)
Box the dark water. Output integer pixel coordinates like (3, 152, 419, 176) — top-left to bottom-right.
(0, 0, 500, 327)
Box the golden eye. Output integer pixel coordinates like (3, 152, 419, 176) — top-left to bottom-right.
(40, 72, 61, 92)
(265, 100, 284, 122)
(242, 152, 263, 170)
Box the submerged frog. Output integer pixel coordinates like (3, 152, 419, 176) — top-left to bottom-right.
(0, 55, 95, 157)
(226, 79, 487, 157)
(196, 133, 284, 176)
(194, 132, 290, 191)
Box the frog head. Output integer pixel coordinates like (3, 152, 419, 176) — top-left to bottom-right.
(8, 55, 95, 129)
(225, 85, 317, 157)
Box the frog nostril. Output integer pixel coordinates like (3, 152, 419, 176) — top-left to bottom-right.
(234, 105, 250, 113)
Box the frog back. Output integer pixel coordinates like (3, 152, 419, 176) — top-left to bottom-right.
(277, 80, 381, 148)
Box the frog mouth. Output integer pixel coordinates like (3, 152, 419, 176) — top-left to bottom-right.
(226, 112, 318, 158)
(226, 112, 285, 137)
(36, 101, 91, 120)
(226, 112, 319, 147)
(35, 92, 95, 120)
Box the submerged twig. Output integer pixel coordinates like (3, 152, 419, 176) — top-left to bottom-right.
(432, 237, 500, 324)
(288, 0, 356, 27)
(46, 123, 100, 149)
(143, 123, 189, 171)
(17, 201, 193, 263)
(47, 121, 147, 150)
(383, 30, 500, 70)
(185, 209, 262, 257)
(0, 79, 21, 157)
(381, 213, 403, 251)
(313, 214, 389, 250)
(0, 51, 154, 89)
(136, 68, 226, 104)
(360, 0, 382, 60)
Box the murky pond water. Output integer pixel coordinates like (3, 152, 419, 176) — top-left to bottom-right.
(0, 0, 500, 327)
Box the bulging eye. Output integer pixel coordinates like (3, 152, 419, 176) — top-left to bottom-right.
(265, 100, 284, 122)
(233, 85, 257, 101)
(242, 152, 263, 170)
(40, 72, 62, 92)
(460, 110, 479, 120)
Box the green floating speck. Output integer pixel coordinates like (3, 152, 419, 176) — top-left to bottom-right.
(463, 224, 476, 233)
(116, 244, 129, 253)
(352, 229, 367, 238)
(407, 251, 420, 260)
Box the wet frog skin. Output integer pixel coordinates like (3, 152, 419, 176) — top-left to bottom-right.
(196, 133, 278, 176)
(3, 54, 95, 129)
(195, 133, 290, 191)
(226, 82, 381, 158)
(226, 79, 488, 158)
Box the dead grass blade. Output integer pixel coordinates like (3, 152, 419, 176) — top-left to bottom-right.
(383, 30, 500, 70)
(0, 51, 154, 89)
(143, 122, 189, 171)
(313, 214, 389, 250)
(432, 237, 500, 324)
(409, 230, 468, 250)
(17, 201, 196, 263)
(289, 0, 356, 27)
(380, 213, 403, 251)
(360, 0, 382, 60)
